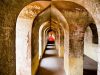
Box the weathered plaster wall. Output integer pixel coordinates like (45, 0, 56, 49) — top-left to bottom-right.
(53, 1, 96, 75)
(65, 10, 89, 75)
(16, 2, 50, 75)
(54, 0, 100, 74)
(0, 0, 36, 75)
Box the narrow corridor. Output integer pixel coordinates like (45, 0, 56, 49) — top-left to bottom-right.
(36, 41, 66, 75)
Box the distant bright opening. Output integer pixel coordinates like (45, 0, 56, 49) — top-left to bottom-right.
(48, 30, 55, 44)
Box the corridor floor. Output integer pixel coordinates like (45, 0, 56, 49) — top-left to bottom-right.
(36, 43, 66, 75)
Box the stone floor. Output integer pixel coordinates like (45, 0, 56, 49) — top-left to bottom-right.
(36, 43, 66, 75)
(36, 41, 97, 75)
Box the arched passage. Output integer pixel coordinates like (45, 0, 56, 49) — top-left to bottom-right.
(38, 21, 61, 59)
(16, 1, 99, 75)
(31, 3, 70, 75)
(56, 1, 100, 74)
(84, 22, 98, 75)
(16, 1, 50, 75)
(39, 21, 49, 59)
(53, 1, 99, 75)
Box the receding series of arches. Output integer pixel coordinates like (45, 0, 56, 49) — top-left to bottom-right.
(16, 1, 99, 75)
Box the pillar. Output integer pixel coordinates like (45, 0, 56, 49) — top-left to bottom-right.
(69, 25, 85, 75)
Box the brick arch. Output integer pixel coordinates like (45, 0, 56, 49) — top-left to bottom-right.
(64, 0, 100, 44)
(89, 23, 98, 44)
(63, 1, 99, 75)
(53, 1, 99, 75)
